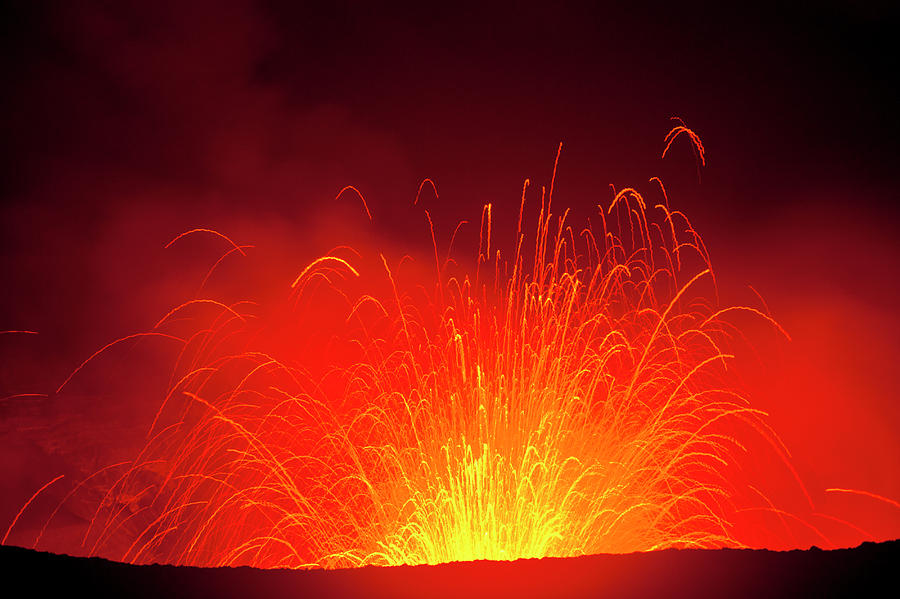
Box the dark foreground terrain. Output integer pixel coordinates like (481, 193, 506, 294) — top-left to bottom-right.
(1, 541, 896, 598)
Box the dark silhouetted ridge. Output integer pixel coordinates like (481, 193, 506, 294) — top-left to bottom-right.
(1, 541, 896, 598)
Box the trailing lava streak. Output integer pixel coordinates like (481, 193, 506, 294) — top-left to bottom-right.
(27, 130, 808, 568)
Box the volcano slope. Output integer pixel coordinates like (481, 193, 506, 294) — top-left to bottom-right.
(1, 541, 896, 599)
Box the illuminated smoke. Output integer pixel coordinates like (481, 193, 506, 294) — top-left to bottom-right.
(22, 127, 809, 568)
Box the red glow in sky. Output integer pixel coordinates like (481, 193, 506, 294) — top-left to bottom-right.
(1, 1, 898, 562)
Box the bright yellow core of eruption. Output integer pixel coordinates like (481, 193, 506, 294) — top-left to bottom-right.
(64, 134, 782, 568)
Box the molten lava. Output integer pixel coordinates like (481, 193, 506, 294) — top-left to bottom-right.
(12, 126, 870, 568)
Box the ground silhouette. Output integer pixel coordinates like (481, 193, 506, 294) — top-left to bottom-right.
(1, 541, 895, 598)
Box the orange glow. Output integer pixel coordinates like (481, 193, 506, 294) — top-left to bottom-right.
(9, 126, 894, 568)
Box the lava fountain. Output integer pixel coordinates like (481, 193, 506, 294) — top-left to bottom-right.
(15, 126, 811, 568)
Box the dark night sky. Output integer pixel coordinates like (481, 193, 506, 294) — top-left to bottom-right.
(1, 1, 899, 549)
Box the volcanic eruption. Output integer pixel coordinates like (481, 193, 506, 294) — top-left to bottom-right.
(7, 125, 863, 570)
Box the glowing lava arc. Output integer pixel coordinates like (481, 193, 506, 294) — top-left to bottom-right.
(39, 134, 795, 569)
